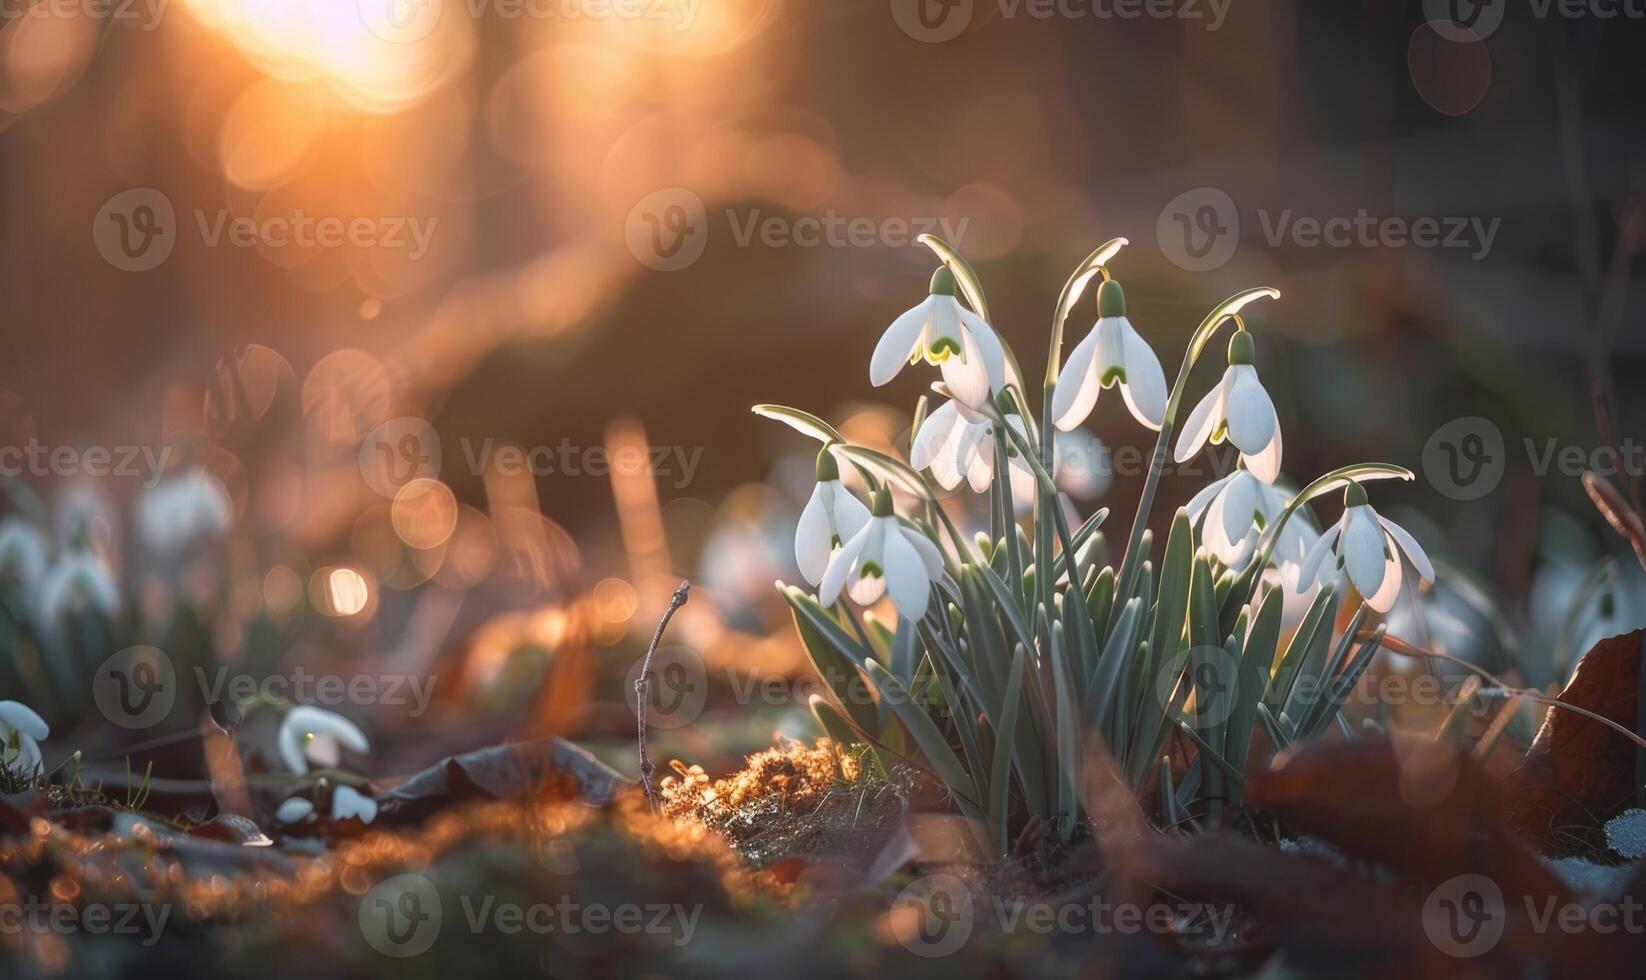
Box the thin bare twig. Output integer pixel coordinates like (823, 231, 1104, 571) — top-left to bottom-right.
(1369, 632, 1646, 752)
(636, 581, 691, 813)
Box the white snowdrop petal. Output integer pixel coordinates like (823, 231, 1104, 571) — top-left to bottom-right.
(881, 529, 932, 620)
(1298, 522, 1342, 588)
(1243, 423, 1283, 485)
(1052, 329, 1102, 431)
(1219, 472, 1260, 549)
(910, 401, 961, 470)
(940, 339, 993, 409)
(959, 308, 1008, 393)
(1174, 384, 1224, 463)
(1378, 516, 1435, 584)
(332, 785, 379, 824)
(1185, 474, 1234, 521)
(818, 527, 867, 606)
(1340, 508, 1388, 603)
(0, 701, 49, 741)
(1224, 365, 1278, 458)
(870, 299, 932, 386)
(795, 484, 834, 585)
(275, 798, 316, 823)
(1364, 552, 1404, 614)
(902, 527, 946, 577)
(1116, 319, 1167, 430)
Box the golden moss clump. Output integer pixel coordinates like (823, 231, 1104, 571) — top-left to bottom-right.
(659, 738, 860, 829)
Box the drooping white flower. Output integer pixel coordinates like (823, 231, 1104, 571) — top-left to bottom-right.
(1051, 428, 1111, 501)
(910, 397, 1036, 503)
(275, 784, 379, 826)
(794, 449, 871, 586)
(871, 266, 1007, 409)
(1185, 469, 1316, 571)
(277, 706, 371, 775)
(1052, 279, 1168, 432)
(818, 491, 945, 619)
(1299, 483, 1435, 613)
(136, 468, 234, 554)
(1174, 331, 1283, 483)
(0, 518, 46, 599)
(36, 550, 120, 624)
(0, 701, 48, 775)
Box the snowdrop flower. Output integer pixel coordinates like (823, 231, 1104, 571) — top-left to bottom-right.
(0, 518, 46, 599)
(0, 701, 48, 775)
(1052, 279, 1168, 432)
(36, 550, 119, 623)
(1174, 331, 1282, 483)
(794, 449, 871, 585)
(871, 266, 1007, 409)
(910, 397, 1036, 503)
(136, 468, 234, 554)
(1299, 483, 1435, 613)
(1052, 428, 1112, 501)
(1186, 469, 1316, 571)
(277, 706, 370, 775)
(818, 490, 945, 619)
(275, 784, 378, 826)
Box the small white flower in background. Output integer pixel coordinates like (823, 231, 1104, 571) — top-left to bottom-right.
(1604, 809, 1646, 859)
(0, 518, 46, 599)
(1051, 428, 1112, 501)
(794, 449, 871, 586)
(54, 483, 115, 551)
(277, 705, 371, 775)
(871, 266, 1007, 409)
(1052, 279, 1169, 432)
(819, 490, 945, 619)
(36, 549, 120, 623)
(136, 468, 234, 554)
(0, 701, 48, 775)
(1186, 469, 1316, 571)
(274, 784, 379, 826)
(1299, 483, 1434, 613)
(1174, 331, 1283, 484)
(910, 397, 1036, 504)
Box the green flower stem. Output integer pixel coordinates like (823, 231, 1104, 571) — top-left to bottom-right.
(1114, 288, 1281, 610)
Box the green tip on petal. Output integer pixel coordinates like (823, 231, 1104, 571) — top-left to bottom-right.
(815, 447, 840, 482)
(1345, 482, 1369, 508)
(925, 335, 963, 363)
(929, 266, 958, 296)
(859, 560, 884, 580)
(870, 488, 895, 517)
(1100, 365, 1127, 388)
(1228, 329, 1255, 365)
(1097, 279, 1126, 318)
